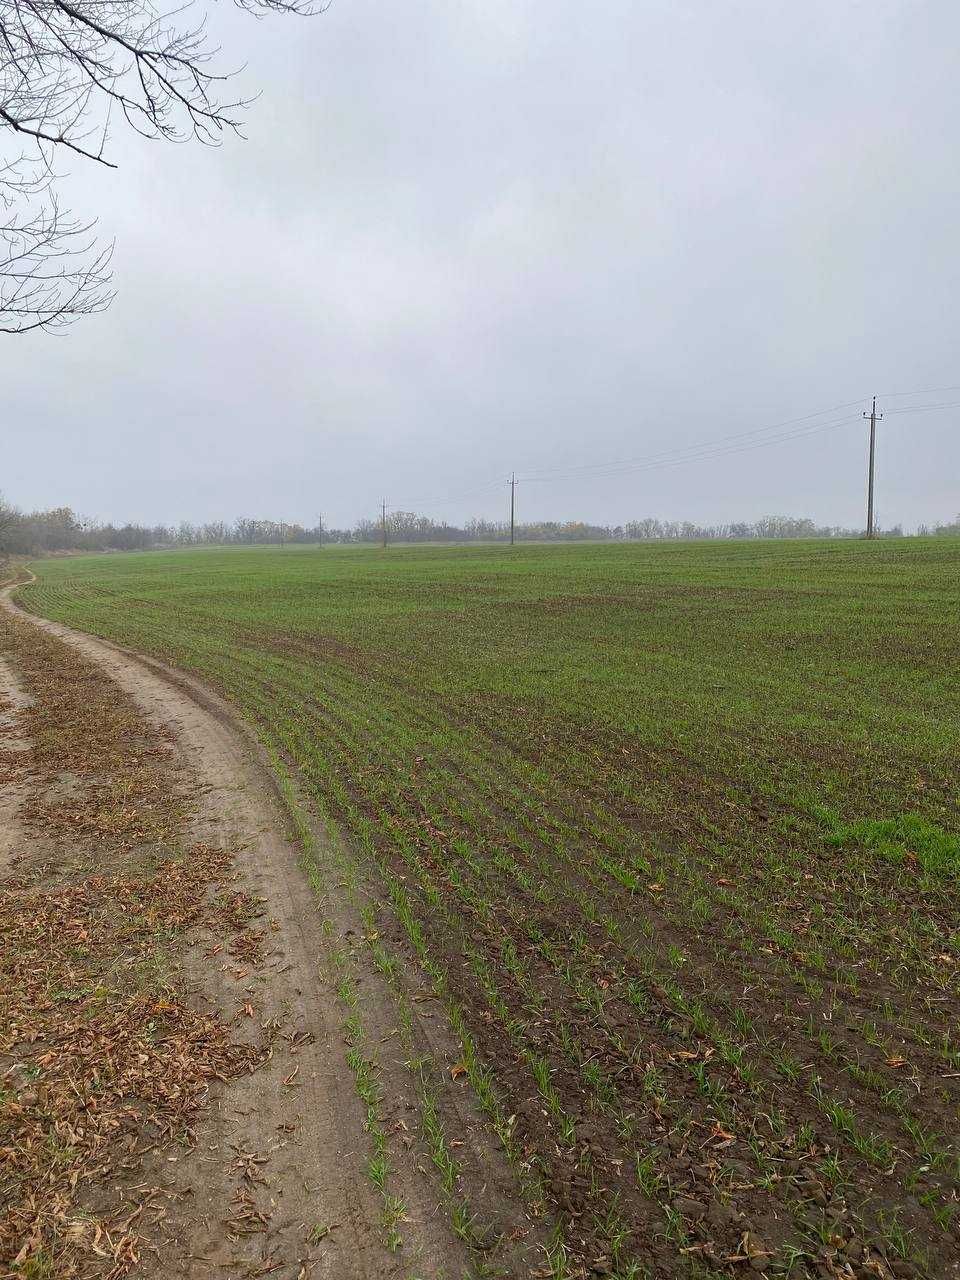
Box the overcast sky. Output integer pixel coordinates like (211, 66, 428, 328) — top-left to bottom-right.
(6, 0, 960, 531)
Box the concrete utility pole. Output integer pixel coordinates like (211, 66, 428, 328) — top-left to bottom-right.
(863, 397, 882, 537)
(381, 499, 388, 549)
(509, 472, 516, 546)
(317, 513, 323, 548)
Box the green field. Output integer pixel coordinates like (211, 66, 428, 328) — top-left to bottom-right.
(23, 539, 960, 1277)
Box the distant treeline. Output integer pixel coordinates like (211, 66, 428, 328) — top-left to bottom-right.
(4, 502, 959, 556)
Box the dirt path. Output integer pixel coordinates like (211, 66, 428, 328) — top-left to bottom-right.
(0, 653, 33, 872)
(0, 580, 538, 1279)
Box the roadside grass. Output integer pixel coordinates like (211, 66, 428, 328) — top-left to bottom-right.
(21, 536, 960, 1277)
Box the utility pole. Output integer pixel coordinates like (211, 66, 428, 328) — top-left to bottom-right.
(863, 396, 882, 538)
(381, 499, 387, 549)
(509, 472, 516, 546)
(317, 513, 323, 549)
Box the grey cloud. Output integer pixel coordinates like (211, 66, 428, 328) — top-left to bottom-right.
(7, 0, 960, 531)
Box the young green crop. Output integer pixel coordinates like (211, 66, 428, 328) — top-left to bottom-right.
(22, 537, 960, 1276)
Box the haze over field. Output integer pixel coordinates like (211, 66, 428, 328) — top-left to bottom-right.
(8, 1, 960, 531)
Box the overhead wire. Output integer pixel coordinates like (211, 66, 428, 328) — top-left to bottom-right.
(381, 387, 957, 516)
(386, 475, 508, 512)
(516, 397, 870, 483)
(884, 400, 960, 415)
(878, 384, 960, 398)
(518, 413, 865, 484)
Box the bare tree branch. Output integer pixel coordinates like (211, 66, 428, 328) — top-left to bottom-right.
(1, 0, 326, 332)
(1, 201, 113, 332)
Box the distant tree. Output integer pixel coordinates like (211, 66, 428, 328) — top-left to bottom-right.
(1, 0, 323, 333)
(108, 523, 152, 550)
(201, 520, 228, 544)
(0, 493, 22, 554)
(34, 505, 82, 549)
(234, 518, 259, 545)
(0, 501, 928, 554)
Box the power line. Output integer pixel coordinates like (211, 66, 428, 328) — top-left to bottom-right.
(369, 389, 957, 535)
(516, 398, 870, 483)
(885, 399, 960, 415)
(387, 476, 507, 512)
(878, 383, 960, 398)
(518, 412, 864, 485)
(515, 397, 958, 489)
(515, 388, 960, 487)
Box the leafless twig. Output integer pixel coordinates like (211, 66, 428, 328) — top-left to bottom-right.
(1, 0, 326, 332)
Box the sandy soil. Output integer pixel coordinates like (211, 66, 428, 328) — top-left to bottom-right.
(0, 654, 32, 871)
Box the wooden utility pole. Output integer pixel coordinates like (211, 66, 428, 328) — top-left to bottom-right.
(863, 397, 882, 537)
(509, 472, 516, 546)
(381, 499, 388, 549)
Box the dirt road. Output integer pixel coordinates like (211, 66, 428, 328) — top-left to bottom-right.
(0, 581, 540, 1279)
